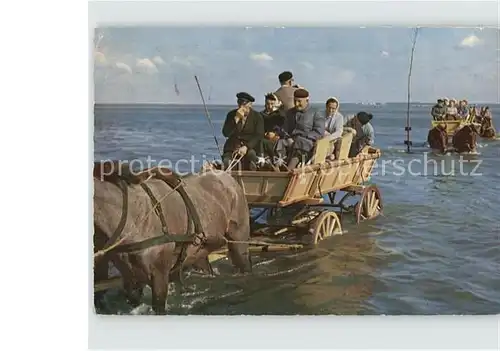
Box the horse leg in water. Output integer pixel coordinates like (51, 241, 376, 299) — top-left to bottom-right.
(93, 231, 110, 311)
(93, 260, 109, 311)
(225, 220, 252, 273)
(149, 243, 176, 315)
(110, 255, 146, 308)
(150, 269, 168, 315)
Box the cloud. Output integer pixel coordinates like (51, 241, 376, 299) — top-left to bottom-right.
(250, 52, 273, 62)
(115, 62, 132, 74)
(300, 61, 315, 70)
(136, 58, 158, 74)
(151, 55, 166, 66)
(93, 27, 499, 103)
(94, 51, 107, 66)
(171, 55, 198, 67)
(336, 69, 356, 85)
(458, 35, 483, 48)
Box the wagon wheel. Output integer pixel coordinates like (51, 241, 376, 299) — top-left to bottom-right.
(310, 211, 342, 245)
(354, 185, 383, 224)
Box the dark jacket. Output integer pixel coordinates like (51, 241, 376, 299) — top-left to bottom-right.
(431, 104, 447, 120)
(222, 108, 264, 153)
(260, 109, 284, 133)
(282, 104, 325, 152)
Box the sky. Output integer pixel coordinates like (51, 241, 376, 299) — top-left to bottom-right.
(93, 27, 499, 104)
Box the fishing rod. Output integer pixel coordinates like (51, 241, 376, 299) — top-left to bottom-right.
(405, 27, 420, 153)
(194, 75, 223, 158)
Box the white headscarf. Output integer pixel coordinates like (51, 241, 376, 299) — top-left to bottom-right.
(327, 96, 340, 112)
(266, 92, 282, 111)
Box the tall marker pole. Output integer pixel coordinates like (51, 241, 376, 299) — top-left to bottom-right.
(405, 27, 420, 153)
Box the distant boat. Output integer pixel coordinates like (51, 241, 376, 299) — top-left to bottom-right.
(358, 101, 384, 107)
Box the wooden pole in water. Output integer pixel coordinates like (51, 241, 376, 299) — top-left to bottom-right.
(194, 75, 223, 158)
(405, 27, 420, 153)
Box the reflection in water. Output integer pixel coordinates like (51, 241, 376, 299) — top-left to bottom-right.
(290, 227, 381, 315)
(172, 220, 386, 316)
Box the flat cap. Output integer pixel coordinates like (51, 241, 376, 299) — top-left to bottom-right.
(278, 71, 293, 82)
(236, 92, 255, 103)
(294, 88, 309, 98)
(437, 98, 443, 102)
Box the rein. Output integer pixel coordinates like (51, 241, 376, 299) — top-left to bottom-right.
(93, 168, 206, 266)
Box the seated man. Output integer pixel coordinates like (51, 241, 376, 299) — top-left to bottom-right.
(457, 99, 469, 119)
(222, 92, 264, 171)
(431, 99, 447, 121)
(276, 88, 325, 169)
(260, 93, 284, 160)
(344, 111, 375, 157)
(323, 97, 344, 160)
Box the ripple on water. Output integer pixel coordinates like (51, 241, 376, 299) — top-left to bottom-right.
(94, 105, 500, 315)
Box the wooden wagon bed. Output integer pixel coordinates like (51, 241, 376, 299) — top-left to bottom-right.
(219, 129, 383, 249)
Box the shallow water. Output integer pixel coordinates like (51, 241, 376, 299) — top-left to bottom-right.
(94, 102, 500, 315)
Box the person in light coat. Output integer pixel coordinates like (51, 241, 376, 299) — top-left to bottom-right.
(323, 97, 344, 160)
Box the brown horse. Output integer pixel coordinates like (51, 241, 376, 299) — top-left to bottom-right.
(452, 123, 480, 153)
(93, 161, 252, 314)
(427, 123, 448, 154)
(479, 115, 496, 139)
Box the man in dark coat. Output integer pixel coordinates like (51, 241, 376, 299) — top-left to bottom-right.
(222, 92, 264, 171)
(344, 111, 375, 157)
(431, 99, 447, 121)
(276, 88, 325, 169)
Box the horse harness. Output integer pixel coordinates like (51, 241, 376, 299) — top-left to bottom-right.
(94, 164, 209, 278)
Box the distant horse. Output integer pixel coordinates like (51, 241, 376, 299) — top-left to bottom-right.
(427, 123, 448, 154)
(93, 162, 252, 314)
(479, 115, 496, 139)
(452, 123, 481, 153)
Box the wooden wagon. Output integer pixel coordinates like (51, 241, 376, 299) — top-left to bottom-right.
(93, 131, 383, 294)
(222, 130, 383, 250)
(429, 120, 467, 149)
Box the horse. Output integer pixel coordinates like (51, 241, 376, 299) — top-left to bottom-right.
(479, 115, 496, 139)
(427, 123, 448, 154)
(93, 161, 252, 315)
(452, 123, 481, 153)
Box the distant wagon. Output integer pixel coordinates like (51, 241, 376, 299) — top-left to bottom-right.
(427, 118, 481, 154)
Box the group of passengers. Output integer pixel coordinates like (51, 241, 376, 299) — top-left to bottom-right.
(431, 98, 492, 123)
(221, 71, 375, 171)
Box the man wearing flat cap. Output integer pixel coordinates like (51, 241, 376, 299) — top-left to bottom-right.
(276, 88, 325, 169)
(431, 99, 447, 121)
(274, 71, 298, 118)
(344, 111, 375, 157)
(222, 92, 264, 171)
